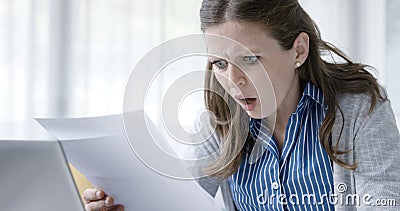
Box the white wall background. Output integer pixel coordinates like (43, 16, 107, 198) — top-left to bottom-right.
(0, 0, 399, 126)
(0, 0, 202, 121)
(386, 0, 400, 126)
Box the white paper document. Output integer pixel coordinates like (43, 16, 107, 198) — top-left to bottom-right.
(36, 113, 219, 211)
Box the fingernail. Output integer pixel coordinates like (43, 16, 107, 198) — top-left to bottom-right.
(96, 191, 101, 198)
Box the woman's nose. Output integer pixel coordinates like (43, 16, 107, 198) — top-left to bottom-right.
(227, 64, 246, 87)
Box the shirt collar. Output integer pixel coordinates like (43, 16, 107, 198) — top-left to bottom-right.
(302, 82, 326, 108)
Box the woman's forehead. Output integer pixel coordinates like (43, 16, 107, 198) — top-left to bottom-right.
(204, 22, 276, 57)
(206, 21, 267, 36)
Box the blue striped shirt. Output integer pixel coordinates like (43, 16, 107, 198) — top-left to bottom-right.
(229, 82, 334, 210)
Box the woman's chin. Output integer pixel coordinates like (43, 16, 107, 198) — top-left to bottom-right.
(246, 108, 275, 120)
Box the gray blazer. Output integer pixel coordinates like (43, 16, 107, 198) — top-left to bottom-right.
(195, 92, 400, 210)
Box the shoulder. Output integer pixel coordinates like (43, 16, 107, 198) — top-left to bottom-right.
(332, 88, 400, 168)
(332, 88, 399, 152)
(334, 88, 398, 136)
(336, 89, 388, 119)
(338, 87, 396, 121)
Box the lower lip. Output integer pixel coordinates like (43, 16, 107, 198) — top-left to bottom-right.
(239, 99, 257, 111)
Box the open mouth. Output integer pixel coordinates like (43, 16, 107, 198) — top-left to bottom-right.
(236, 96, 258, 111)
(239, 98, 257, 105)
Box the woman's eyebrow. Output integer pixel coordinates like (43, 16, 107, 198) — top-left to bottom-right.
(247, 49, 262, 54)
(208, 56, 221, 61)
(234, 49, 262, 56)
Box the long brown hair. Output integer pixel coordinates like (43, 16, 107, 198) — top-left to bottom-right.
(200, 0, 386, 179)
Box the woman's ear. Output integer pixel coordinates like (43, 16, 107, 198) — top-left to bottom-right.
(292, 32, 309, 65)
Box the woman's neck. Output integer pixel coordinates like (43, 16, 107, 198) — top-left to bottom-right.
(276, 79, 301, 130)
(268, 77, 301, 150)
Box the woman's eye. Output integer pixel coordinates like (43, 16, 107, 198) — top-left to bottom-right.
(211, 60, 228, 70)
(243, 56, 260, 64)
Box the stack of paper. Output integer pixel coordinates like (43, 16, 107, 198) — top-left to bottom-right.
(36, 112, 219, 211)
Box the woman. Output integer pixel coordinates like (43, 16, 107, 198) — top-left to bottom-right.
(84, 0, 400, 210)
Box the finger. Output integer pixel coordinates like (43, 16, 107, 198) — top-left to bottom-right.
(85, 199, 121, 211)
(83, 189, 105, 202)
(104, 196, 114, 207)
(85, 200, 106, 211)
(107, 205, 125, 211)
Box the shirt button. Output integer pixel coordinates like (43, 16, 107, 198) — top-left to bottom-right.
(271, 182, 279, 190)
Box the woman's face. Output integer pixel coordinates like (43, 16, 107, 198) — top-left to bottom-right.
(205, 21, 302, 119)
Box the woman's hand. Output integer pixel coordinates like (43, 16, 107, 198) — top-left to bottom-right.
(83, 188, 124, 211)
